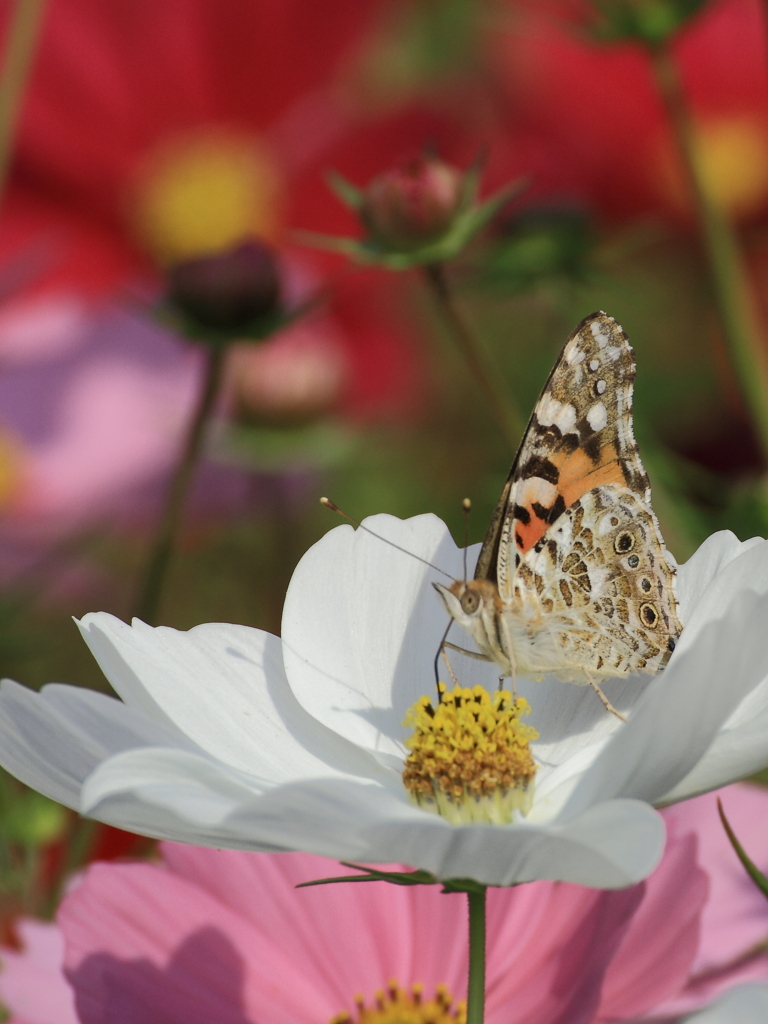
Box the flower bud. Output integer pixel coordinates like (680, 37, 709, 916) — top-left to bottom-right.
(166, 239, 280, 332)
(229, 326, 348, 427)
(361, 155, 464, 251)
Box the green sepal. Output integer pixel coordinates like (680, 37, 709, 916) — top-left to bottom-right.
(296, 861, 491, 895)
(586, 0, 713, 46)
(296, 862, 438, 888)
(718, 797, 768, 901)
(325, 170, 365, 210)
(296, 176, 528, 271)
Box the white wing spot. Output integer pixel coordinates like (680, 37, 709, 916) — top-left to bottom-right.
(589, 359, 600, 371)
(566, 347, 586, 366)
(590, 322, 609, 348)
(587, 402, 607, 431)
(605, 346, 622, 362)
(596, 379, 606, 394)
(537, 395, 577, 432)
(518, 477, 557, 507)
(555, 403, 577, 431)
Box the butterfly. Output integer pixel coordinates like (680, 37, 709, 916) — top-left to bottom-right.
(434, 311, 683, 717)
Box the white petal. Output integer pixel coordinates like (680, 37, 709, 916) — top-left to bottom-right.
(82, 748, 663, 888)
(281, 514, 476, 760)
(678, 535, 768, 645)
(682, 986, 768, 1024)
(82, 747, 265, 825)
(83, 750, 383, 858)
(0, 678, 191, 808)
(662, 683, 768, 802)
(565, 589, 768, 813)
(77, 613, 375, 781)
(676, 530, 763, 622)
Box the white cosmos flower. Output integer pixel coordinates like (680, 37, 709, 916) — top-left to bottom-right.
(1, 515, 768, 889)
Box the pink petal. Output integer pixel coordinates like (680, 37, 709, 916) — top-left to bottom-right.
(0, 919, 79, 1024)
(60, 861, 335, 1024)
(486, 881, 644, 1024)
(161, 845, 468, 1010)
(597, 831, 708, 1019)
(656, 784, 768, 1016)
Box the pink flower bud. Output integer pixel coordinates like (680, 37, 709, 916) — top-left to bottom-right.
(361, 155, 463, 250)
(228, 325, 348, 427)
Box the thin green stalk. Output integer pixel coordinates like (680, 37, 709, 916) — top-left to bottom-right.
(649, 40, 768, 464)
(466, 887, 487, 1024)
(424, 262, 522, 449)
(0, 0, 47, 204)
(134, 344, 227, 624)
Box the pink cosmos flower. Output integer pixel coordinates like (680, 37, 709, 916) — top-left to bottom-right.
(0, 303, 261, 595)
(2, 784, 768, 1024)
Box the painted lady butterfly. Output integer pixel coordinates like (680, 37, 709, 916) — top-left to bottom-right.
(435, 311, 683, 716)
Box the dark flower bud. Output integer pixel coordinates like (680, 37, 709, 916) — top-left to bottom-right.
(166, 239, 280, 333)
(361, 155, 464, 251)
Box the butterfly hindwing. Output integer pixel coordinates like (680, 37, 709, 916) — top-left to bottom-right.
(517, 486, 680, 677)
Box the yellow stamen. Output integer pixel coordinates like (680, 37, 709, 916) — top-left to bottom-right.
(331, 980, 466, 1024)
(657, 115, 768, 219)
(402, 683, 537, 825)
(131, 130, 282, 264)
(0, 427, 26, 510)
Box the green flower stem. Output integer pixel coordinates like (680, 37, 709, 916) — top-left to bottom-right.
(466, 887, 487, 1024)
(424, 262, 523, 449)
(0, 0, 46, 204)
(649, 40, 768, 464)
(134, 344, 228, 624)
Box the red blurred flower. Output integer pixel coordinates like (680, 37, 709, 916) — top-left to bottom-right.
(488, 0, 768, 224)
(0, 0, 426, 421)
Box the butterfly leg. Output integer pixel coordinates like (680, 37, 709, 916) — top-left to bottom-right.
(586, 673, 627, 722)
(440, 647, 461, 688)
(434, 624, 489, 693)
(442, 641, 492, 662)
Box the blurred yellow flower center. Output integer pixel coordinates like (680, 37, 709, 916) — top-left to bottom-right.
(659, 115, 768, 218)
(402, 683, 537, 825)
(132, 131, 282, 264)
(332, 981, 466, 1024)
(0, 428, 26, 510)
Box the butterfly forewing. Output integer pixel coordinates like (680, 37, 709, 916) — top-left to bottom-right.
(477, 312, 647, 597)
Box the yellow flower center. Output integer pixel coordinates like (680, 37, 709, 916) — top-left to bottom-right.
(332, 981, 466, 1024)
(131, 130, 282, 264)
(657, 115, 768, 219)
(0, 427, 27, 510)
(402, 683, 538, 825)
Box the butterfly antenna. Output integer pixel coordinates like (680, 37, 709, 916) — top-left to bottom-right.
(462, 498, 471, 581)
(320, 498, 453, 580)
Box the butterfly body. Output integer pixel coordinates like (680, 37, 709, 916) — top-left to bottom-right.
(436, 312, 682, 689)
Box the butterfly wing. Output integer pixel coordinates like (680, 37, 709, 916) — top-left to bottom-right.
(475, 311, 649, 604)
(515, 485, 682, 677)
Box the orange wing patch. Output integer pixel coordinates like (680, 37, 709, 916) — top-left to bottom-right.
(512, 444, 625, 555)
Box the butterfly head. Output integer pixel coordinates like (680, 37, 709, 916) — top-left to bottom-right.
(433, 578, 503, 659)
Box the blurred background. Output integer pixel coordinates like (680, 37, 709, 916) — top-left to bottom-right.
(0, 0, 766, 927)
